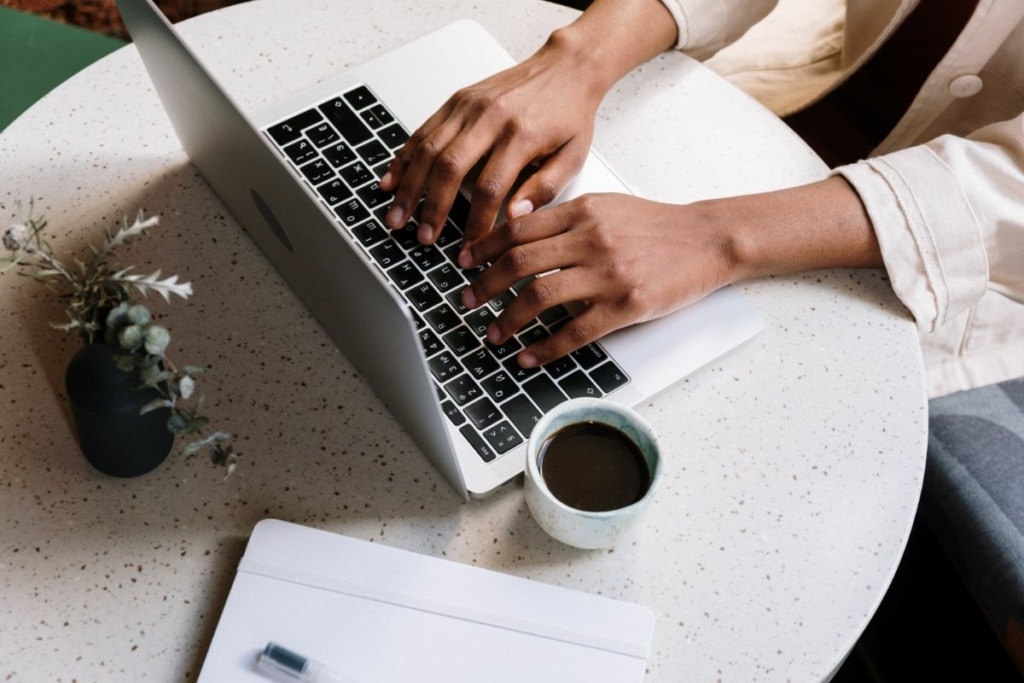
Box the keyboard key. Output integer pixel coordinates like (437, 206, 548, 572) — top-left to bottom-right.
(518, 324, 549, 348)
(464, 307, 494, 338)
(335, 199, 370, 227)
(524, 375, 567, 412)
(299, 159, 334, 185)
(316, 179, 352, 206)
(591, 361, 629, 393)
(435, 221, 462, 248)
(459, 425, 495, 463)
(307, 122, 339, 147)
(267, 108, 323, 145)
(343, 86, 376, 110)
(465, 397, 501, 430)
(409, 244, 446, 271)
(503, 356, 540, 383)
(428, 351, 461, 383)
(369, 240, 404, 268)
(427, 263, 466, 294)
(480, 371, 518, 403)
(543, 355, 577, 380)
(440, 400, 466, 426)
(360, 107, 390, 129)
(442, 326, 477, 356)
(357, 181, 391, 209)
(445, 289, 469, 315)
(320, 97, 372, 145)
(340, 161, 374, 188)
(485, 336, 522, 361)
(539, 305, 570, 326)
(357, 139, 391, 166)
(418, 328, 444, 357)
(463, 348, 500, 380)
(571, 343, 609, 369)
(407, 283, 443, 312)
(283, 138, 317, 165)
(424, 303, 460, 334)
(503, 395, 542, 438)
(379, 123, 409, 149)
(323, 141, 357, 167)
(482, 421, 523, 454)
(444, 374, 482, 406)
(350, 220, 388, 248)
(387, 260, 424, 290)
(390, 222, 420, 250)
(559, 370, 601, 399)
(488, 289, 516, 312)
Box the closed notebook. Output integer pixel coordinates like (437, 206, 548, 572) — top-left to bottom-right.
(198, 519, 656, 682)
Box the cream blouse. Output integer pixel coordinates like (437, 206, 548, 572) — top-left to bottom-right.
(656, 0, 1024, 398)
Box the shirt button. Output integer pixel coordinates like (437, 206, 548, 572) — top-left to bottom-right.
(948, 74, 983, 98)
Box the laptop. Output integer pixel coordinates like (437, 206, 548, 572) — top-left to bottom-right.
(115, 0, 763, 498)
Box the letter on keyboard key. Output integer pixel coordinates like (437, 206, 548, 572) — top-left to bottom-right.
(591, 361, 630, 393)
(465, 397, 501, 430)
(558, 370, 601, 399)
(524, 375, 567, 412)
(320, 97, 372, 146)
(503, 395, 542, 438)
(482, 421, 523, 455)
(459, 425, 495, 462)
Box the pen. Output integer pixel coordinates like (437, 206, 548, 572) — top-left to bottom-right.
(257, 641, 358, 683)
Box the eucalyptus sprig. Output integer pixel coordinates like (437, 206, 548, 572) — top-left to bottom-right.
(2, 202, 238, 476)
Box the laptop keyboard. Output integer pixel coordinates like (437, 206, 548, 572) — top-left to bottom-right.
(264, 84, 630, 463)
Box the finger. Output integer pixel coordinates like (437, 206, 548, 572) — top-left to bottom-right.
(379, 102, 453, 201)
(483, 264, 597, 345)
(506, 141, 590, 221)
(461, 213, 573, 308)
(461, 144, 540, 245)
(516, 308, 618, 368)
(414, 127, 515, 243)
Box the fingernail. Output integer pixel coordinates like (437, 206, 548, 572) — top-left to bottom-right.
(458, 247, 474, 269)
(461, 287, 477, 309)
(386, 205, 405, 229)
(380, 171, 393, 188)
(417, 222, 435, 244)
(518, 352, 538, 368)
(508, 199, 534, 218)
(486, 325, 501, 344)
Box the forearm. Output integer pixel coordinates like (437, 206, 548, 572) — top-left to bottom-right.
(705, 175, 883, 282)
(543, 0, 678, 98)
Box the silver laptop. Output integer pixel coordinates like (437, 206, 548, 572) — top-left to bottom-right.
(115, 0, 762, 498)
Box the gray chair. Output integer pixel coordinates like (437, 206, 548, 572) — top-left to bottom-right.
(924, 378, 1024, 675)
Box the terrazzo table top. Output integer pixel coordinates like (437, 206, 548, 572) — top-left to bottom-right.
(0, 0, 928, 680)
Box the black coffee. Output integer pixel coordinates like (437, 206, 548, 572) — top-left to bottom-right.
(538, 421, 650, 512)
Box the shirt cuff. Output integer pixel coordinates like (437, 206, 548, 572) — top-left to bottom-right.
(835, 145, 988, 332)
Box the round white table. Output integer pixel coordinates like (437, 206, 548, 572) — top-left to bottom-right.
(0, 1, 927, 681)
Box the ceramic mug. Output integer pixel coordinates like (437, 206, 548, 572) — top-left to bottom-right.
(524, 397, 662, 549)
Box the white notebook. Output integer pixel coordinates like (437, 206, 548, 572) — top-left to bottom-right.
(198, 519, 656, 682)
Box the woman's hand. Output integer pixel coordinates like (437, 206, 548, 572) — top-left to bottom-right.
(459, 177, 882, 368)
(379, 0, 680, 249)
(379, 32, 605, 247)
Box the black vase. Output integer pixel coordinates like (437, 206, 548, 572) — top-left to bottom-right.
(64, 343, 174, 477)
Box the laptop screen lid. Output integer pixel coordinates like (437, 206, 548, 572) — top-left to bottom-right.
(115, 0, 482, 497)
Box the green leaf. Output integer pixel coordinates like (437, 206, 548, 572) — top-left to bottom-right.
(140, 398, 173, 415)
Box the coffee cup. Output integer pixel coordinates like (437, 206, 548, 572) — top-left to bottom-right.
(524, 397, 662, 549)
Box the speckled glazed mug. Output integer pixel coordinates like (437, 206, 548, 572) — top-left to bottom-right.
(524, 398, 662, 549)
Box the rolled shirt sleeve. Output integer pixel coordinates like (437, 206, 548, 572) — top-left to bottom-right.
(835, 112, 1024, 333)
(657, 0, 779, 60)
